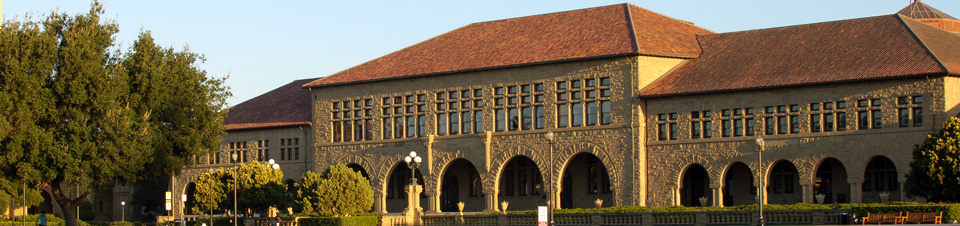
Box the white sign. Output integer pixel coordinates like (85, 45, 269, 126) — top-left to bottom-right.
(538, 206, 548, 226)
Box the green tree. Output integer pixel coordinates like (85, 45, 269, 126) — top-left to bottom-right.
(294, 171, 323, 213)
(315, 165, 373, 216)
(0, 3, 229, 226)
(0, 179, 44, 217)
(236, 161, 287, 214)
(191, 169, 228, 215)
(906, 117, 960, 202)
(123, 30, 230, 211)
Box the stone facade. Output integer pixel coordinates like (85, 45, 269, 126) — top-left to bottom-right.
(310, 56, 670, 213)
(644, 77, 948, 207)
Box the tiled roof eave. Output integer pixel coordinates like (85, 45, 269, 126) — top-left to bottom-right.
(224, 122, 312, 132)
(638, 72, 949, 99)
(304, 52, 698, 89)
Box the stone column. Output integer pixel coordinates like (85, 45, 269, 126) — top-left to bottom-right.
(710, 184, 723, 207)
(671, 186, 679, 206)
(483, 189, 499, 213)
(403, 185, 424, 226)
(801, 181, 813, 204)
(425, 191, 440, 214)
(374, 192, 387, 213)
(898, 176, 906, 202)
(848, 179, 863, 203)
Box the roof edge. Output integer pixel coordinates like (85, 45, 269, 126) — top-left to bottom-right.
(306, 52, 696, 89)
(639, 73, 949, 99)
(896, 14, 951, 74)
(225, 122, 312, 132)
(623, 3, 641, 52)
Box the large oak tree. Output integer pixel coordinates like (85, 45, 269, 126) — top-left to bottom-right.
(0, 3, 229, 226)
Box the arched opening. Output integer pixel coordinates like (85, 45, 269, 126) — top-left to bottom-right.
(346, 163, 370, 179)
(439, 159, 483, 212)
(766, 160, 801, 204)
(498, 156, 544, 211)
(558, 153, 612, 209)
(284, 179, 296, 193)
(185, 183, 197, 215)
(722, 162, 754, 206)
(862, 156, 899, 203)
(386, 161, 425, 213)
(680, 164, 709, 207)
(814, 158, 849, 204)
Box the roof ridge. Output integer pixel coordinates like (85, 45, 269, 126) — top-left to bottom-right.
(466, 3, 626, 25)
(625, 4, 715, 33)
(622, 3, 640, 52)
(897, 14, 952, 74)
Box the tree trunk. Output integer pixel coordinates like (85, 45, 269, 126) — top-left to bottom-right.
(48, 179, 88, 226)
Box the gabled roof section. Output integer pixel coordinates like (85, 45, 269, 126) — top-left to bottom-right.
(640, 15, 959, 98)
(898, 1, 957, 20)
(224, 78, 315, 131)
(304, 3, 712, 88)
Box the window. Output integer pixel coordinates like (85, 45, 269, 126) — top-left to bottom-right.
(474, 111, 483, 133)
(722, 120, 731, 137)
(745, 118, 755, 136)
(790, 115, 799, 134)
(437, 114, 447, 135)
(734, 119, 743, 136)
(496, 109, 506, 131)
(462, 112, 472, 134)
(535, 106, 545, 129)
(656, 112, 679, 141)
(571, 103, 583, 127)
(777, 116, 787, 134)
(439, 88, 483, 136)
(765, 117, 775, 135)
(811, 114, 821, 132)
(897, 95, 923, 128)
(586, 102, 598, 126)
(691, 121, 701, 139)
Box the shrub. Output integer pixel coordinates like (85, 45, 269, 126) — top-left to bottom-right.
(298, 216, 377, 226)
(297, 165, 373, 217)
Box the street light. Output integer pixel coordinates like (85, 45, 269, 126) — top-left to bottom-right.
(755, 136, 765, 226)
(121, 201, 126, 222)
(403, 151, 423, 225)
(231, 153, 238, 226)
(267, 159, 280, 170)
(545, 131, 555, 226)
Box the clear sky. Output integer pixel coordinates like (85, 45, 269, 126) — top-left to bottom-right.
(5, 0, 959, 106)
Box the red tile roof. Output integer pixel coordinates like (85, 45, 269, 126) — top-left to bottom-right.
(224, 78, 315, 131)
(304, 3, 712, 88)
(640, 15, 960, 98)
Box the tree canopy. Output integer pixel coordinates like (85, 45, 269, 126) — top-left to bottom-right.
(192, 162, 288, 216)
(0, 2, 229, 225)
(295, 165, 373, 216)
(906, 117, 960, 202)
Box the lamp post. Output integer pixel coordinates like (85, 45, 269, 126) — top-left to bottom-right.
(182, 194, 188, 226)
(121, 201, 126, 222)
(403, 151, 423, 225)
(545, 131, 555, 226)
(231, 153, 238, 226)
(755, 136, 765, 226)
(266, 159, 280, 217)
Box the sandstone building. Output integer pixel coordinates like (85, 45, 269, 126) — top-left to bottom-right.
(163, 1, 960, 218)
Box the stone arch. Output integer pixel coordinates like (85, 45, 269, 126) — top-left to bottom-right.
(861, 155, 900, 203)
(437, 158, 483, 212)
(556, 152, 614, 209)
(494, 154, 544, 211)
(721, 161, 754, 206)
(336, 154, 378, 188)
(678, 163, 710, 207)
(813, 157, 849, 204)
(553, 141, 622, 198)
(765, 159, 802, 204)
(483, 144, 540, 195)
(428, 149, 481, 197)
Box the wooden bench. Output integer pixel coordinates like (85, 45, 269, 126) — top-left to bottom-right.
(901, 212, 942, 224)
(862, 212, 901, 225)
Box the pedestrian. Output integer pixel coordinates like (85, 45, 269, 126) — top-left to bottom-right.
(37, 211, 47, 226)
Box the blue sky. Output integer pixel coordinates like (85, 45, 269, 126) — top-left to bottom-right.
(5, 0, 959, 106)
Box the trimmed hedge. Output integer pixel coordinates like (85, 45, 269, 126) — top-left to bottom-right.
(847, 202, 960, 222)
(298, 216, 377, 226)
